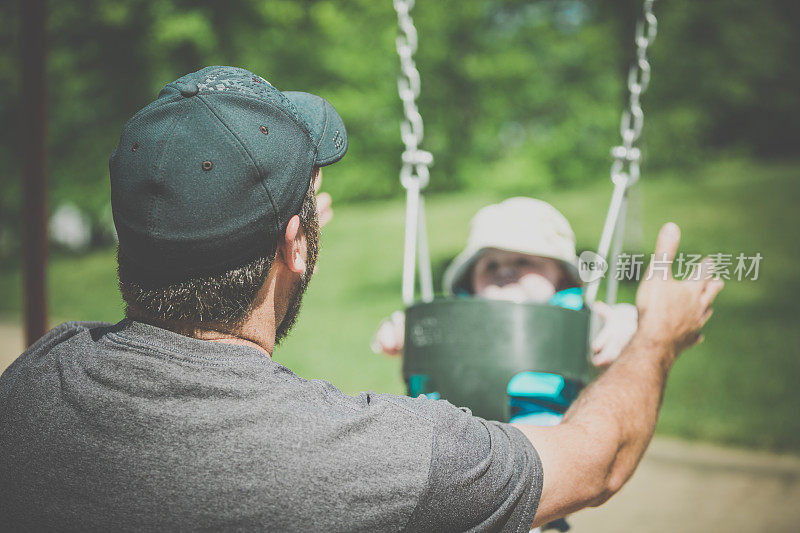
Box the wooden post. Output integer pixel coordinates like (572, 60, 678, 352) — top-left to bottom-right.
(20, 0, 49, 346)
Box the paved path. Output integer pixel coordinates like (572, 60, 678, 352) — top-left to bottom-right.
(1, 322, 798, 532)
(569, 436, 800, 532)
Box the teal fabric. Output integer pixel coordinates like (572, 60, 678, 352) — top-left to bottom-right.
(507, 371, 565, 398)
(509, 411, 563, 426)
(408, 374, 440, 400)
(507, 371, 582, 424)
(548, 287, 584, 310)
(109, 66, 348, 280)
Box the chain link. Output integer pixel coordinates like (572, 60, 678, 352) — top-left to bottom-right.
(588, 0, 659, 305)
(394, 0, 434, 305)
(611, 0, 657, 186)
(394, 0, 432, 190)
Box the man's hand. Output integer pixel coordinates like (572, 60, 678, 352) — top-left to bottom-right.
(516, 222, 724, 529)
(635, 222, 723, 355)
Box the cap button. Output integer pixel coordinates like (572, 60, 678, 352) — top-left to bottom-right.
(178, 82, 199, 97)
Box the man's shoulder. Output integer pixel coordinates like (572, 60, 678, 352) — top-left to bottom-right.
(33, 320, 112, 346)
(370, 390, 476, 425)
(30, 320, 112, 354)
(2, 321, 111, 376)
(312, 379, 475, 427)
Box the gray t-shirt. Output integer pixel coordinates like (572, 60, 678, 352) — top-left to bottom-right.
(0, 319, 542, 532)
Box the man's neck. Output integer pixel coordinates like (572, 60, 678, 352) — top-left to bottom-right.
(127, 316, 275, 358)
(128, 269, 285, 358)
(193, 329, 273, 358)
(194, 284, 278, 357)
(132, 284, 278, 358)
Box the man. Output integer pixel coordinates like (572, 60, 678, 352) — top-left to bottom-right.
(0, 66, 722, 531)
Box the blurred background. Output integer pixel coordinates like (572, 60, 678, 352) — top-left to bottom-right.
(1, 0, 799, 529)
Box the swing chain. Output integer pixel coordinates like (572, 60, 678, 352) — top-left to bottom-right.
(394, 0, 434, 305)
(588, 0, 658, 305)
(611, 0, 657, 187)
(394, 0, 432, 190)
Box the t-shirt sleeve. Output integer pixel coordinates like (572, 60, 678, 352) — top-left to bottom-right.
(401, 398, 543, 533)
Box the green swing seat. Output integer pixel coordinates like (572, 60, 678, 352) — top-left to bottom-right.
(402, 298, 594, 422)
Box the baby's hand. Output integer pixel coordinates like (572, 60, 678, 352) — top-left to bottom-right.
(590, 301, 638, 367)
(371, 310, 405, 356)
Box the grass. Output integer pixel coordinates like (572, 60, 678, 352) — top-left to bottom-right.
(1, 158, 799, 452)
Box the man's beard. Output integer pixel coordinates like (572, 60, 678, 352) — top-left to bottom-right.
(274, 267, 311, 345)
(275, 200, 320, 346)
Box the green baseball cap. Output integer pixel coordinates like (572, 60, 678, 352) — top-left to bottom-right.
(110, 66, 347, 282)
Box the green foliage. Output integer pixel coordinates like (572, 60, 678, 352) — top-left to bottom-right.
(0, 0, 798, 253)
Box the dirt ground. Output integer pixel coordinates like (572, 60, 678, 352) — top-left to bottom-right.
(1, 322, 799, 532)
(569, 437, 800, 532)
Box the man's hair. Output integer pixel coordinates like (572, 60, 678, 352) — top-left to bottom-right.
(118, 172, 319, 333)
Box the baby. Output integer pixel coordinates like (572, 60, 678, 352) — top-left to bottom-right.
(374, 198, 637, 533)
(373, 197, 637, 368)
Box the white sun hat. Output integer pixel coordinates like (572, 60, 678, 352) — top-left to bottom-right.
(442, 197, 580, 295)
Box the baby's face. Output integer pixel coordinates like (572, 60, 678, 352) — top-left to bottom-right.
(470, 249, 568, 303)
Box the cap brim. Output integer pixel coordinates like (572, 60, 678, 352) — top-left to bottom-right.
(284, 91, 348, 166)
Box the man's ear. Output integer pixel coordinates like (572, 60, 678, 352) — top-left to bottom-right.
(279, 215, 307, 275)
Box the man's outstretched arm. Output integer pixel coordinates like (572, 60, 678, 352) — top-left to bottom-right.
(514, 223, 724, 528)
